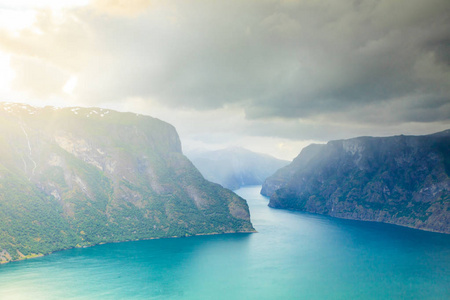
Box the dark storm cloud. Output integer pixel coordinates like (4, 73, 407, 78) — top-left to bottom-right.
(1, 0, 449, 126)
(81, 0, 450, 124)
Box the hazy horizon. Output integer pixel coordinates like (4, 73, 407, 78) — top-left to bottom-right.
(0, 0, 449, 160)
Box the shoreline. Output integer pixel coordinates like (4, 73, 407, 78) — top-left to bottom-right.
(0, 229, 257, 265)
(267, 205, 450, 235)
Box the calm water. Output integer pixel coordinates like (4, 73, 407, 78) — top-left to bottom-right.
(1, 186, 449, 299)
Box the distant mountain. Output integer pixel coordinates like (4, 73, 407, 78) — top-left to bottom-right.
(0, 103, 254, 264)
(186, 147, 289, 190)
(262, 131, 450, 233)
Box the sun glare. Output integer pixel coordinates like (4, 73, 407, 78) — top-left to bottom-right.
(0, 53, 14, 90)
(62, 75, 78, 95)
(0, 0, 90, 9)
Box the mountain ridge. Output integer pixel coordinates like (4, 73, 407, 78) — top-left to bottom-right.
(0, 102, 255, 264)
(186, 147, 289, 190)
(262, 130, 450, 233)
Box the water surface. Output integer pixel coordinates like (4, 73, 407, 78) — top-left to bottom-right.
(1, 186, 449, 299)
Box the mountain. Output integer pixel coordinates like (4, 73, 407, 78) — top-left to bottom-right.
(261, 131, 450, 233)
(0, 103, 254, 264)
(186, 147, 289, 190)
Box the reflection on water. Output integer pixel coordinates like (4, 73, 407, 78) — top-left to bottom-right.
(1, 186, 449, 299)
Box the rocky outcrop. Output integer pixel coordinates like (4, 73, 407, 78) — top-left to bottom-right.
(0, 103, 254, 263)
(262, 131, 450, 233)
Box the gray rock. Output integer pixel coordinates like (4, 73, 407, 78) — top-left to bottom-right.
(262, 131, 450, 233)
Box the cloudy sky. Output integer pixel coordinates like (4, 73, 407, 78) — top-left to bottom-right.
(0, 0, 449, 160)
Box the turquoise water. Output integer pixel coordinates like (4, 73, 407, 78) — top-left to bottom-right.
(1, 186, 449, 299)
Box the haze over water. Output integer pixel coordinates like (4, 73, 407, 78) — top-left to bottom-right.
(1, 186, 449, 299)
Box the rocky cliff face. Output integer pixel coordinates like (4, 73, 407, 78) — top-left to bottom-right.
(0, 103, 254, 264)
(262, 131, 450, 233)
(187, 147, 289, 190)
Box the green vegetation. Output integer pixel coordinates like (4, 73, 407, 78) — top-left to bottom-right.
(0, 103, 254, 263)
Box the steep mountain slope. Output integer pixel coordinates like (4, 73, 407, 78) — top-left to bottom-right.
(262, 131, 450, 233)
(0, 103, 254, 263)
(186, 147, 289, 190)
